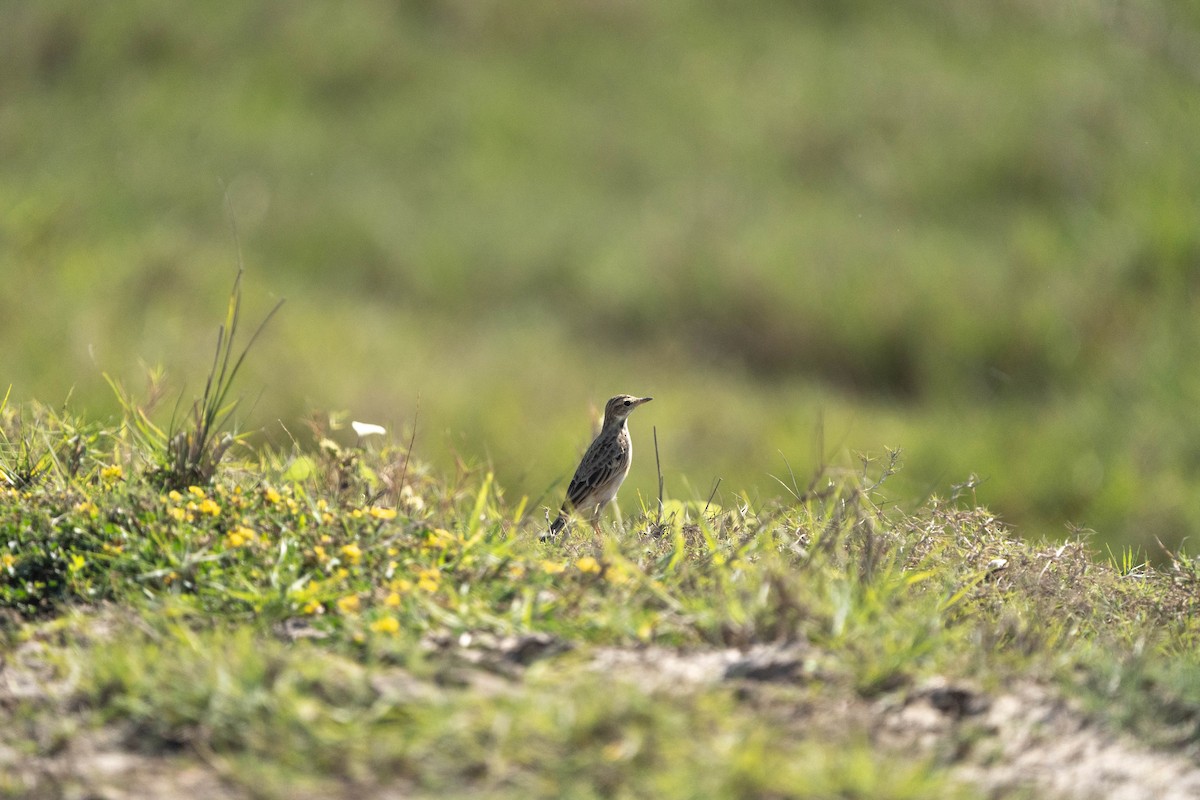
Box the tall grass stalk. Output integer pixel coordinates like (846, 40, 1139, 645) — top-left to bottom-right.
(110, 270, 283, 489)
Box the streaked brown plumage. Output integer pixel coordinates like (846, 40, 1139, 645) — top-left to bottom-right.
(544, 395, 652, 541)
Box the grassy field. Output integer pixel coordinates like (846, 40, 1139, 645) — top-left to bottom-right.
(3, 4, 1200, 552)
(6, 8, 1200, 792)
(2, 387, 1199, 797)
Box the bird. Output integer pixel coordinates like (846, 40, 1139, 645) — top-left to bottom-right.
(543, 395, 653, 541)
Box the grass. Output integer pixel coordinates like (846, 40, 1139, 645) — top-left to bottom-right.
(3, 1, 1200, 554)
(74, 627, 960, 799)
(105, 267, 284, 491)
(1, 380, 1198, 796)
(4, 2, 1200, 793)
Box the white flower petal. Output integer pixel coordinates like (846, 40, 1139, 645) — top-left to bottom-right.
(351, 421, 387, 438)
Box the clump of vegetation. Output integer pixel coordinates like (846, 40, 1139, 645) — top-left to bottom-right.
(105, 270, 283, 491)
(1, 387, 1198, 796)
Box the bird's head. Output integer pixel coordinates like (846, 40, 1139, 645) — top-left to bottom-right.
(602, 394, 652, 426)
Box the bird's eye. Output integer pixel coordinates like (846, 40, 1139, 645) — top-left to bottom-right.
(623, 400, 632, 407)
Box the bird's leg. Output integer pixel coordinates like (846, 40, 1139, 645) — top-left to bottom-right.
(589, 502, 605, 536)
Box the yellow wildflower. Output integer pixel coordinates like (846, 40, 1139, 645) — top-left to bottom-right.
(187, 485, 206, 498)
(576, 556, 602, 575)
(507, 562, 527, 580)
(168, 490, 183, 502)
(226, 526, 255, 548)
(197, 498, 221, 517)
(384, 592, 402, 607)
(168, 507, 187, 522)
(336, 594, 361, 614)
(264, 487, 282, 504)
(74, 501, 99, 518)
(540, 560, 567, 575)
(100, 464, 123, 482)
(416, 567, 440, 592)
(606, 563, 632, 585)
(303, 600, 323, 615)
(69, 554, 86, 572)
(370, 616, 401, 634)
(341, 543, 363, 563)
(369, 507, 397, 521)
(424, 528, 457, 550)
(2, 554, 15, 570)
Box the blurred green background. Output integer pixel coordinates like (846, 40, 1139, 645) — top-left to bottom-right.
(3, 1, 1199, 553)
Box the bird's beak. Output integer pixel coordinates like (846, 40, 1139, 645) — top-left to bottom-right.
(636, 396, 653, 405)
